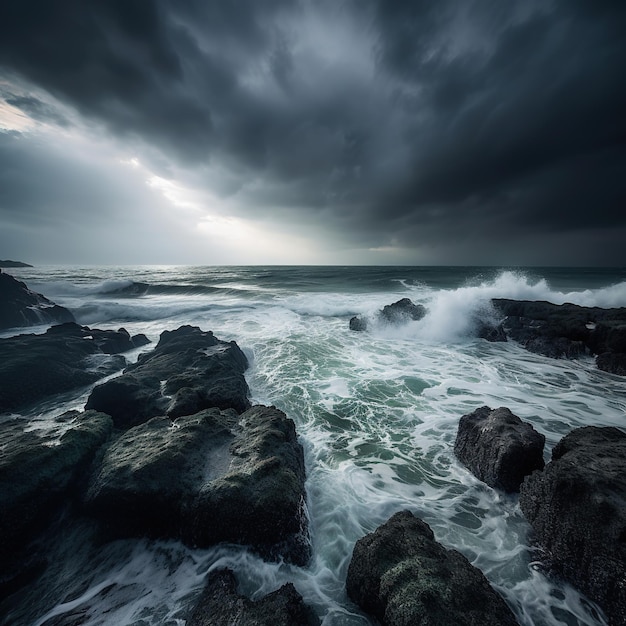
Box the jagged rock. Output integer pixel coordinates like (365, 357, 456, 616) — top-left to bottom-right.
(85, 325, 250, 428)
(0, 272, 74, 330)
(492, 299, 626, 367)
(0, 411, 113, 576)
(346, 510, 520, 626)
(349, 298, 427, 332)
(0, 323, 147, 414)
(85, 405, 310, 565)
(380, 298, 427, 324)
(188, 568, 319, 626)
(519, 426, 626, 626)
(454, 406, 545, 492)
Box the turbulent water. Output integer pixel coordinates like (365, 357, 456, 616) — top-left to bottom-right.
(3, 265, 626, 626)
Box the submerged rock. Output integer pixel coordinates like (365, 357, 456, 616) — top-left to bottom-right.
(0, 411, 113, 578)
(492, 299, 626, 372)
(188, 567, 319, 626)
(0, 272, 74, 330)
(86, 325, 250, 428)
(0, 323, 148, 414)
(85, 405, 310, 565)
(347, 510, 520, 626)
(519, 426, 626, 626)
(454, 406, 545, 492)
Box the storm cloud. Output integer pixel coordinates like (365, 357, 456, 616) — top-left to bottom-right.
(0, 0, 624, 264)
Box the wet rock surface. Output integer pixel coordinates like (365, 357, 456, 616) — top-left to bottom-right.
(188, 567, 319, 626)
(492, 298, 626, 373)
(347, 510, 520, 626)
(349, 298, 426, 332)
(519, 426, 626, 626)
(0, 411, 113, 582)
(85, 405, 310, 565)
(455, 406, 545, 492)
(0, 272, 75, 330)
(0, 323, 149, 414)
(85, 325, 250, 428)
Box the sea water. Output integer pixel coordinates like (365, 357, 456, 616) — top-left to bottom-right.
(3, 266, 626, 626)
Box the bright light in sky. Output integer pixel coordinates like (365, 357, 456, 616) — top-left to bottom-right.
(0, 99, 35, 131)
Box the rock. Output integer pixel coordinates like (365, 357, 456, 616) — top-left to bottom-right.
(349, 298, 427, 332)
(346, 510, 520, 626)
(519, 426, 626, 626)
(492, 299, 626, 366)
(454, 406, 545, 492)
(0, 323, 144, 414)
(188, 568, 319, 626)
(596, 351, 626, 375)
(476, 322, 507, 342)
(349, 315, 368, 331)
(0, 272, 74, 330)
(85, 325, 250, 428)
(85, 405, 310, 565)
(380, 298, 427, 324)
(0, 260, 33, 268)
(0, 411, 113, 575)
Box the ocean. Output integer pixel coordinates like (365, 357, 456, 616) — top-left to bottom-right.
(3, 265, 626, 626)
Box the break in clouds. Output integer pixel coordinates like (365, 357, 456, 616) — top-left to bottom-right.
(0, 0, 625, 265)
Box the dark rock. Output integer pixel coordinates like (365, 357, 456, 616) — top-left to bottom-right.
(0, 260, 32, 268)
(476, 322, 507, 342)
(85, 325, 250, 428)
(0, 272, 74, 330)
(349, 298, 427, 332)
(349, 315, 367, 331)
(454, 406, 545, 493)
(85, 405, 310, 565)
(492, 299, 626, 366)
(0, 411, 113, 574)
(188, 568, 319, 626)
(346, 510, 520, 626)
(596, 352, 626, 375)
(0, 324, 142, 414)
(519, 426, 626, 626)
(380, 298, 427, 324)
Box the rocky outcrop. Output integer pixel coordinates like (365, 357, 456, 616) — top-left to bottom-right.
(349, 298, 427, 332)
(519, 426, 626, 626)
(0, 411, 113, 583)
(0, 272, 74, 330)
(85, 405, 310, 565)
(492, 299, 626, 373)
(347, 510, 519, 626)
(85, 325, 250, 429)
(380, 298, 427, 323)
(188, 568, 319, 626)
(454, 406, 545, 492)
(0, 261, 32, 268)
(0, 323, 149, 414)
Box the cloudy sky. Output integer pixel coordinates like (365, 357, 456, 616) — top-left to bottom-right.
(0, 0, 624, 265)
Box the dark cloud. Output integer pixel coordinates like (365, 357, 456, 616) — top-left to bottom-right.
(0, 0, 625, 263)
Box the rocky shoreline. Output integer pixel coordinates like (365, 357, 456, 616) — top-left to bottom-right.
(1, 274, 625, 624)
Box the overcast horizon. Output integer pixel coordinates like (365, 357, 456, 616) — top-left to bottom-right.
(1, 1, 625, 267)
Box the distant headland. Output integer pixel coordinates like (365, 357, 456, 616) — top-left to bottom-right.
(0, 260, 33, 268)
